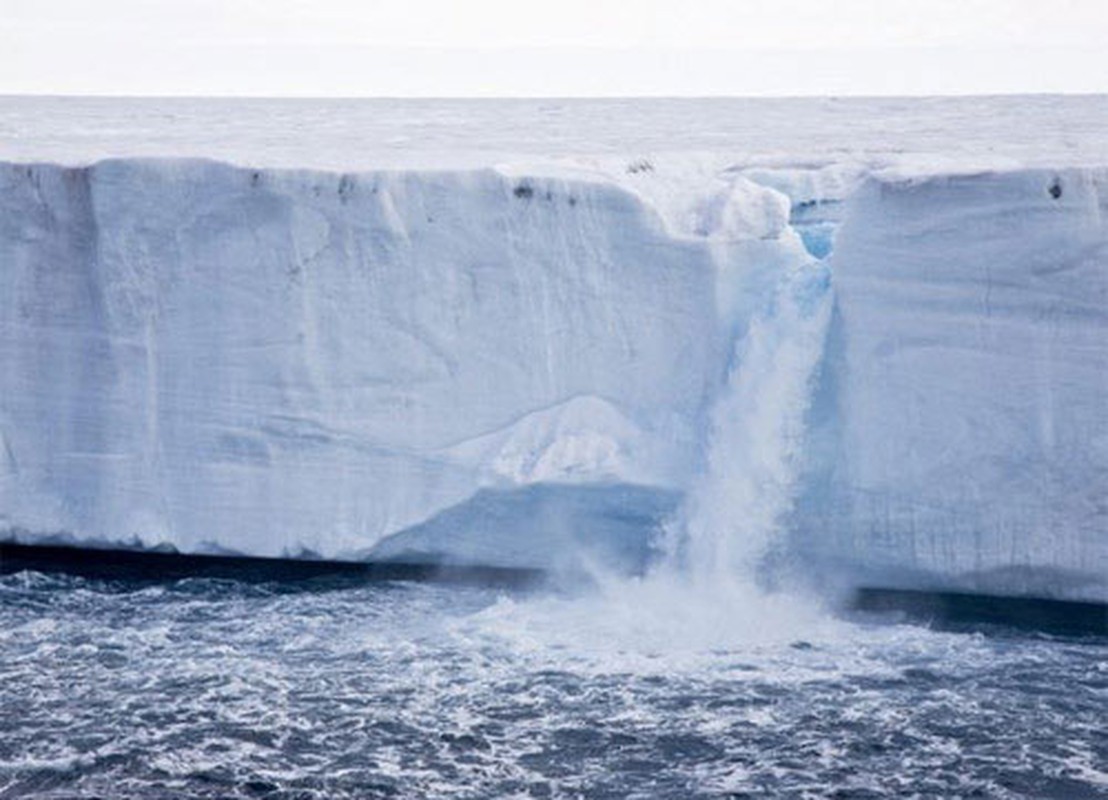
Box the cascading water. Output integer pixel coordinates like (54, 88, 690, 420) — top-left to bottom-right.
(641, 170, 837, 597)
(677, 258, 833, 585)
(501, 177, 844, 655)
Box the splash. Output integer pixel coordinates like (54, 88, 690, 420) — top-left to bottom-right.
(470, 174, 840, 660)
(465, 250, 838, 663)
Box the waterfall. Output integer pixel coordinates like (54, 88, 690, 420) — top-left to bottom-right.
(521, 256, 839, 653)
(674, 257, 833, 586)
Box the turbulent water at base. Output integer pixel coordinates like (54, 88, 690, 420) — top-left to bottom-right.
(1, 573, 1105, 799)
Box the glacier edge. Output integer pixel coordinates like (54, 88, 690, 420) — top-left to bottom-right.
(1, 157, 1106, 602)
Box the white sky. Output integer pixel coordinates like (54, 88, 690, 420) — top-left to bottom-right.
(2, 0, 1107, 96)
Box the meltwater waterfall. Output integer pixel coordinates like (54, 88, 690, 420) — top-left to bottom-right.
(514, 178, 848, 654)
(677, 260, 832, 585)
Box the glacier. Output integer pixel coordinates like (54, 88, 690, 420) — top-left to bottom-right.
(0, 160, 730, 561)
(793, 167, 1108, 602)
(1, 97, 1106, 603)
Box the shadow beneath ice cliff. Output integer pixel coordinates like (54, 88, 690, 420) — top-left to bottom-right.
(0, 540, 544, 591)
(851, 587, 1108, 638)
(0, 484, 677, 592)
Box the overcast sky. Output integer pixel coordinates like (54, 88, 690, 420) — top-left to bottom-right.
(3, 0, 1106, 96)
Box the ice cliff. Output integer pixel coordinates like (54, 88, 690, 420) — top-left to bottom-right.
(0, 160, 729, 562)
(0, 152, 1105, 601)
(795, 168, 1108, 601)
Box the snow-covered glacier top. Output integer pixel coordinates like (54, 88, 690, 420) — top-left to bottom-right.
(3, 95, 1107, 172)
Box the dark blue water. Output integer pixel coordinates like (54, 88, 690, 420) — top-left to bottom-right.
(1, 572, 1105, 799)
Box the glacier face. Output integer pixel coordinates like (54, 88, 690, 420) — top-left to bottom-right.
(0, 159, 746, 560)
(794, 168, 1108, 601)
(1, 97, 1107, 601)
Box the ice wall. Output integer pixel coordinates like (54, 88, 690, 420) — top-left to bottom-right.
(2, 154, 1106, 602)
(796, 168, 1108, 601)
(0, 159, 748, 559)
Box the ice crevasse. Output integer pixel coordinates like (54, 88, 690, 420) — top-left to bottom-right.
(0, 157, 1105, 602)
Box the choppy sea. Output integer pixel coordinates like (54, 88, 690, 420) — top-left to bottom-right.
(1, 571, 1105, 799)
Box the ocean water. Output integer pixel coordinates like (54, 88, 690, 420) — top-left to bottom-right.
(1, 571, 1105, 799)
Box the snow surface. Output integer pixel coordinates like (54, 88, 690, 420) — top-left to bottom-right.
(1, 96, 1106, 601)
(3, 95, 1107, 172)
